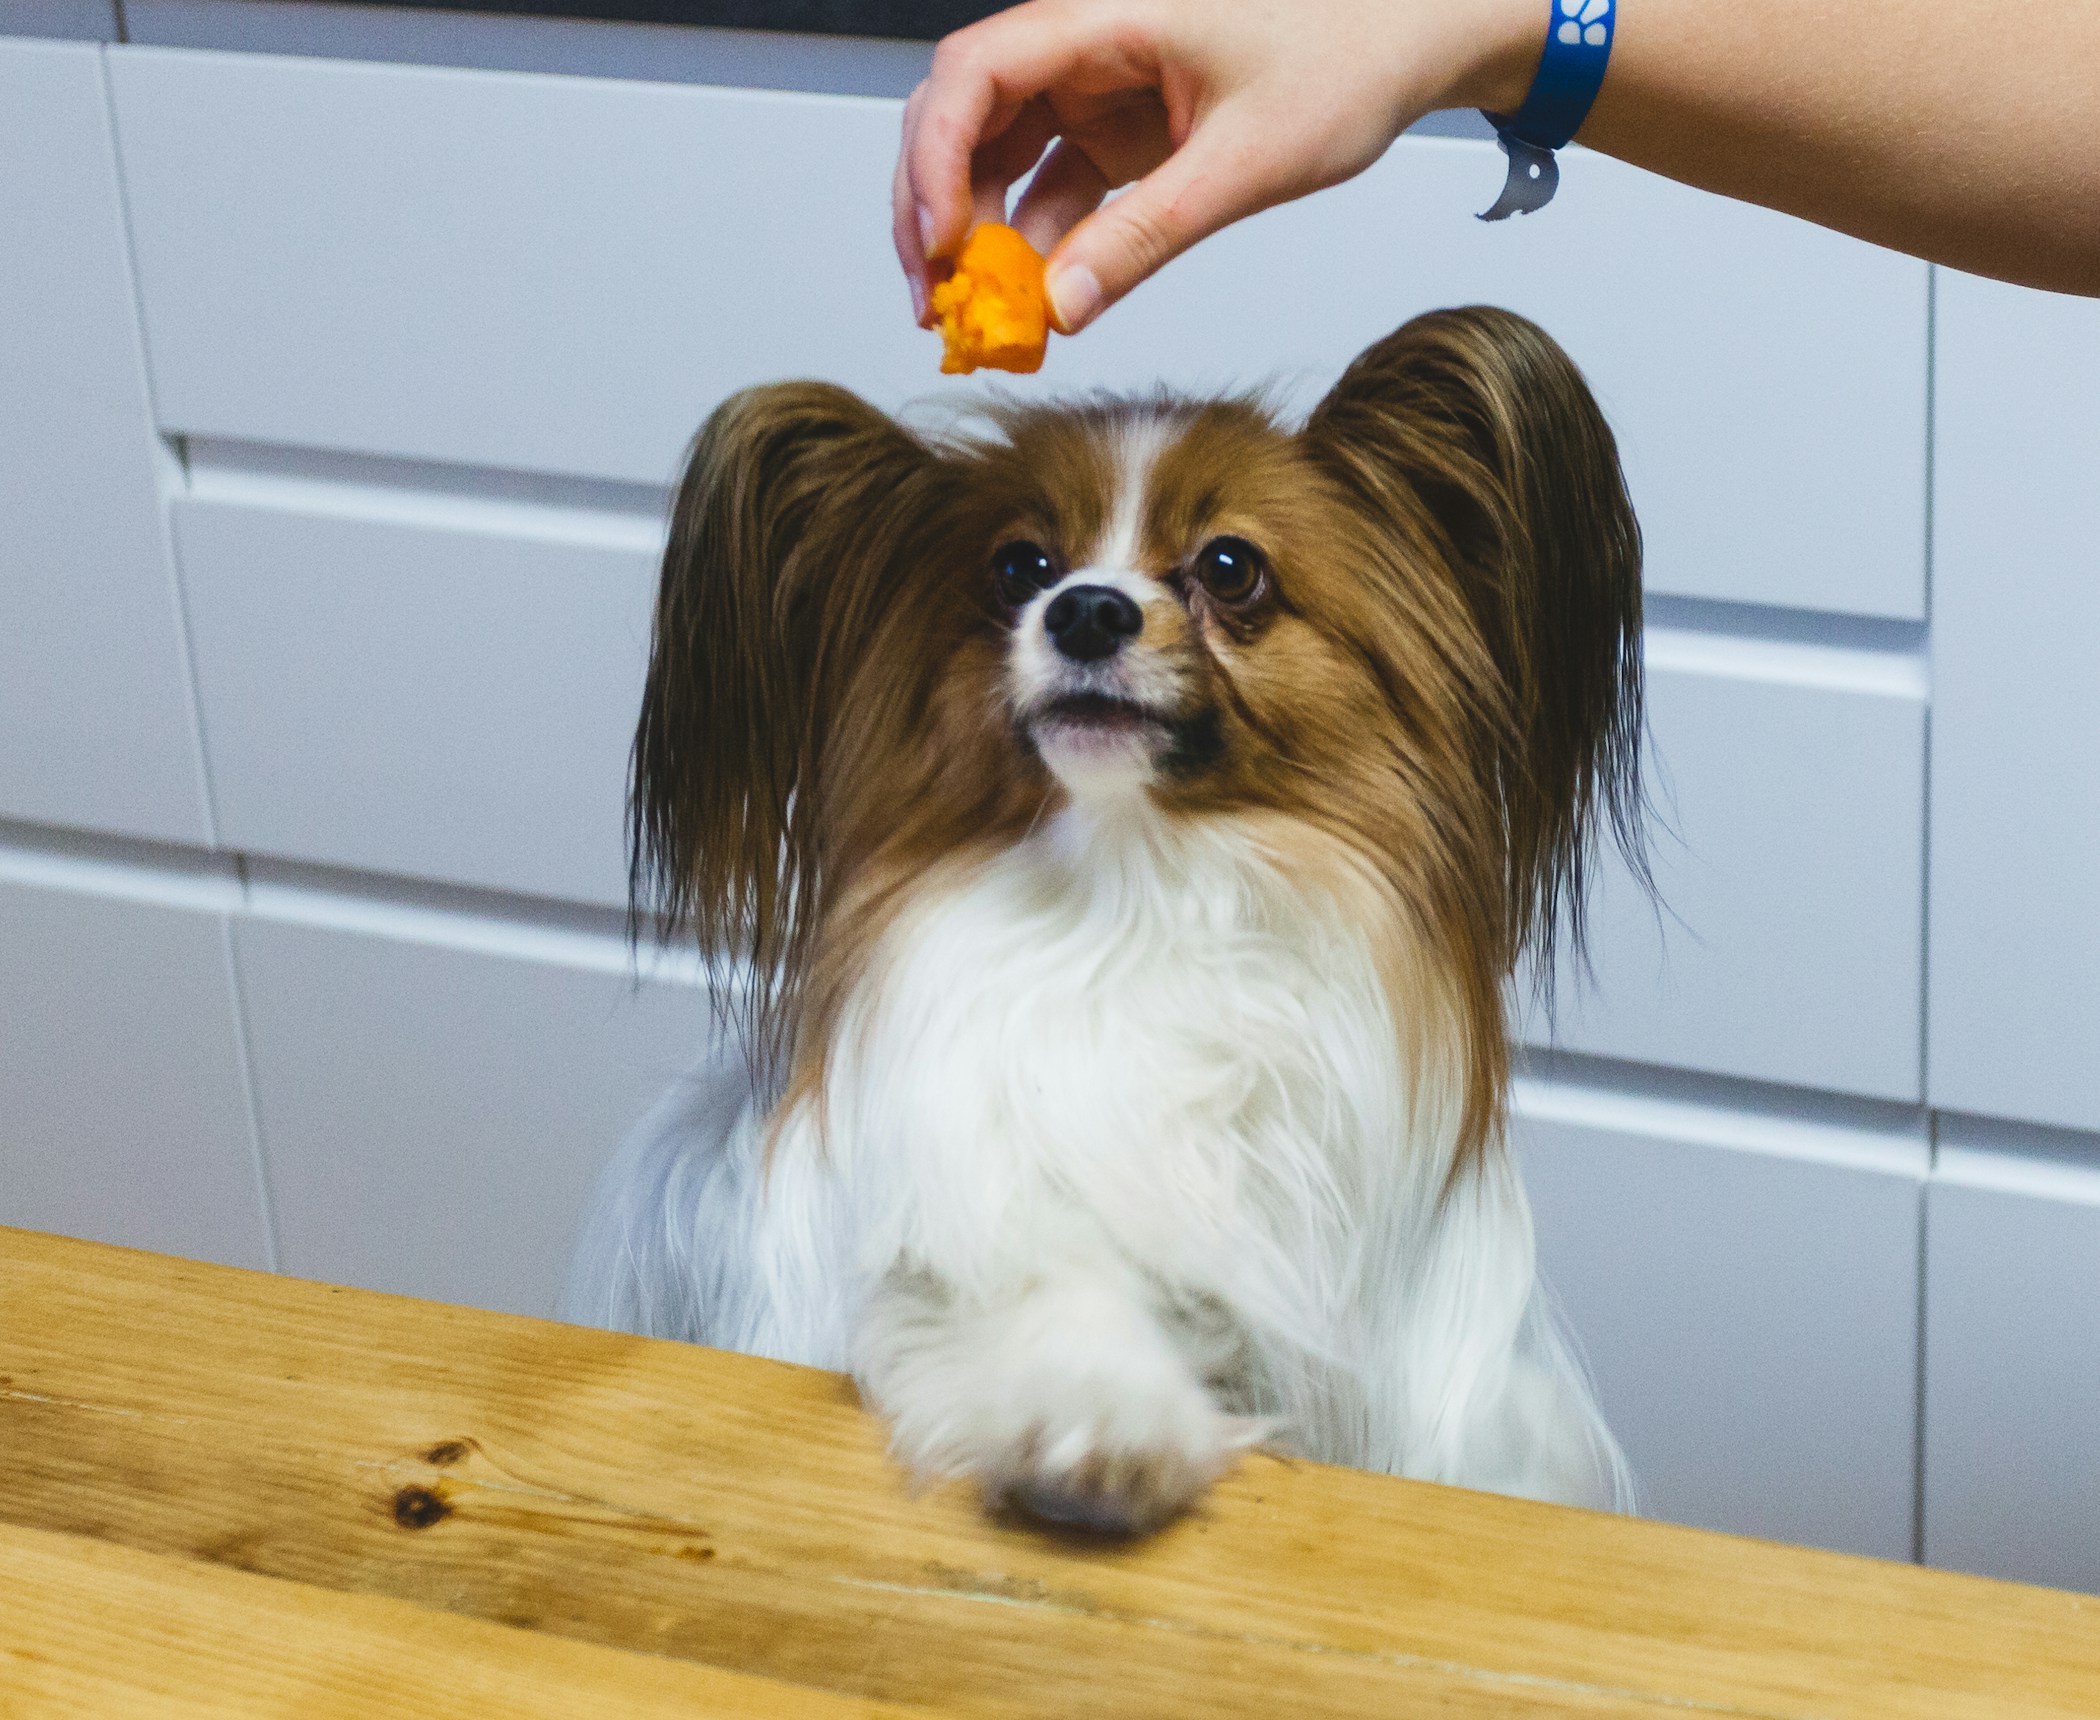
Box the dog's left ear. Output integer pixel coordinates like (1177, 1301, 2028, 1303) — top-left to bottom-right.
(1303, 305, 1645, 971)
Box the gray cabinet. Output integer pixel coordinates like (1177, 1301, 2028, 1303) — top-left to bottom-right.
(233, 915, 710, 1317)
(106, 48, 921, 487)
(1523, 650, 1926, 1101)
(1929, 276, 2100, 1135)
(175, 485, 659, 907)
(106, 49, 1924, 620)
(0, 870, 267, 1267)
(0, 40, 211, 844)
(1514, 1083, 1926, 1560)
(1924, 1139, 2100, 1594)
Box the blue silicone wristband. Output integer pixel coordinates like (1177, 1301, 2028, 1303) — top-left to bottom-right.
(1477, 0, 1614, 220)
(1493, 0, 1615, 151)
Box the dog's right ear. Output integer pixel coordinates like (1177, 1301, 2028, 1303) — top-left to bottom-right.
(632, 382, 949, 1058)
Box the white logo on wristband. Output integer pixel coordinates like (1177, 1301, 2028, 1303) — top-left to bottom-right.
(1559, 0, 1611, 47)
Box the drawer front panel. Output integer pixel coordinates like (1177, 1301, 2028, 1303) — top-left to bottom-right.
(233, 916, 710, 1318)
(1524, 653, 1926, 1101)
(109, 49, 920, 488)
(0, 872, 267, 1268)
(108, 47, 1924, 616)
(1924, 1147, 2100, 1595)
(1928, 275, 2100, 1133)
(1514, 1087, 1925, 1559)
(0, 41, 210, 843)
(176, 495, 657, 906)
(236, 919, 713, 1310)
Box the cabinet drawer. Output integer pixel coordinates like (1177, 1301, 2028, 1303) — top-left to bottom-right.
(108, 47, 1924, 617)
(0, 40, 210, 844)
(1523, 644, 1926, 1101)
(0, 867, 267, 1268)
(1928, 276, 2100, 1134)
(1066, 144, 1928, 621)
(1924, 1141, 2100, 1595)
(109, 48, 920, 489)
(1513, 1081, 1925, 1559)
(175, 491, 658, 906)
(232, 913, 711, 1317)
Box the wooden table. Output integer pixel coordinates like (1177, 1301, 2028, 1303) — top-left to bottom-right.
(1, 1227, 2093, 1717)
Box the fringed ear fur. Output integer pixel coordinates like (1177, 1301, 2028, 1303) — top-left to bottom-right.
(1304, 306, 1646, 976)
(632, 382, 949, 1069)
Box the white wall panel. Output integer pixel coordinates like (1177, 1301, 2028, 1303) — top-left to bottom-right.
(1513, 1081, 1926, 1560)
(175, 491, 657, 907)
(0, 40, 210, 843)
(0, 869, 266, 1267)
(1924, 1139, 2100, 1595)
(233, 915, 710, 1317)
(1928, 276, 2100, 1134)
(107, 47, 1924, 616)
(1525, 648, 1926, 1101)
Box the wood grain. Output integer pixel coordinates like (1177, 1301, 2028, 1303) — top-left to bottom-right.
(0, 1518, 925, 1718)
(2, 1227, 2094, 1718)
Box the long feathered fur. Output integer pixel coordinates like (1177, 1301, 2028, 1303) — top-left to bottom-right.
(630, 383, 962, 1076)
(1305, 306, 1645, 977)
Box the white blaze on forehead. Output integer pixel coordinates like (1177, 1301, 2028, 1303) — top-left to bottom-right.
(1085, 414, 1174, 579)
(1027, 412, 1177, 612)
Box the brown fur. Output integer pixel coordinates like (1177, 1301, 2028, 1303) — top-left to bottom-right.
(634, 307, 1643, 1155)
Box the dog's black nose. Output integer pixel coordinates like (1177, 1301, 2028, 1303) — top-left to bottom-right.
(1043, 585, 1142, 662)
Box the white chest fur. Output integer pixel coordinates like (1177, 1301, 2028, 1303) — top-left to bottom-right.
(800, 800, 1446, 1351)
(567, 799, 1630, 1515)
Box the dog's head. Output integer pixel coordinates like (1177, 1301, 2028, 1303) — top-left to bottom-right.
(636, 308, 1643, 1114)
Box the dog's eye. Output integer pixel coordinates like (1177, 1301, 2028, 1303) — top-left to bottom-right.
(1192, 536, 1269, 608)
(991, 539, 1058, 608)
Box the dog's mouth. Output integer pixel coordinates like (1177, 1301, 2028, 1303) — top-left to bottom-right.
(1022, 692, 1225, 781)
(1031, 692, 1171, 736)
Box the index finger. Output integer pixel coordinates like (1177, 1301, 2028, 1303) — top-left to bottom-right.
(904, 1, 1155, 260)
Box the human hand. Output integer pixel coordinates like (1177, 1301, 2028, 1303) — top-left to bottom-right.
(894, 0, 1541, 335)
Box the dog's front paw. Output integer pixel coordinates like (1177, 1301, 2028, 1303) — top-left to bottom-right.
(974, 1358, 1258, 1535)
(858, 1272, 1264, 1534)
(996, 1420, 1237, 1534)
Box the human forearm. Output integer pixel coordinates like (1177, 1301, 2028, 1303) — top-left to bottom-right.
(1584, 0, 2100, 295)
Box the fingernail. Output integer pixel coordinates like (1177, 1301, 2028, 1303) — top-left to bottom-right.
(909, 273, 928, 324)
(917, 204, 937, 258)
(1046, 263, 1102, 334)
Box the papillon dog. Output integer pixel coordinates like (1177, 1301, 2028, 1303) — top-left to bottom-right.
(564, 306, 1644, 1532)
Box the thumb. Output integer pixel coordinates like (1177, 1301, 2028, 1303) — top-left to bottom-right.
(1044, 113, 1281, 334)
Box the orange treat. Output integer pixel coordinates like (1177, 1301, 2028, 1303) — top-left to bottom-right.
(930, 223, 1049, 375)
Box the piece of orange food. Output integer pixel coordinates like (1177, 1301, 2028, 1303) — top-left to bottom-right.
(930, 223, 1049, 375)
